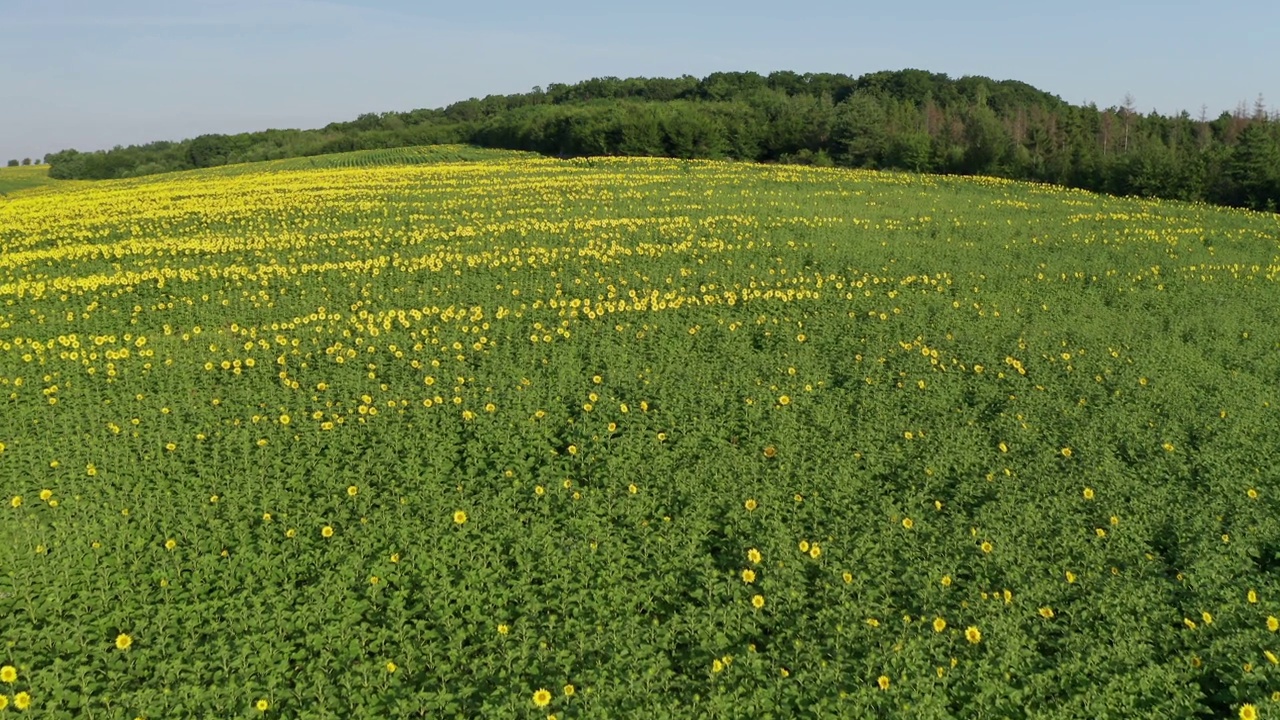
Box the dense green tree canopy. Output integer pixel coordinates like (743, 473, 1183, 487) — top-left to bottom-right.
(42, 69, 1280, 213)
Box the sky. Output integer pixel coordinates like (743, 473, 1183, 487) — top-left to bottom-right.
(1, 0, 1277, 162)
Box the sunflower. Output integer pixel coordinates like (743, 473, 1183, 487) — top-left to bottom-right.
(453, 510, 468, 525)
(532, 689, 552, 707)
(965, 626, 982, 644)
(116, 633, 133, 650)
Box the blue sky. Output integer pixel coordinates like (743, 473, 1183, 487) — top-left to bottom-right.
(1, 0, 1277, 162)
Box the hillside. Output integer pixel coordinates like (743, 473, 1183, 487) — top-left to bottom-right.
(2, 150, 1279, 716)
(0, 164, 57, 195)
(36, 69, 1280, 214)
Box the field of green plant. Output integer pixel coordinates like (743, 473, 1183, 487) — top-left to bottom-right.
(204, 144, 539, 176)
(0, 165, 58, 196)
(2, 146, 1279, 718)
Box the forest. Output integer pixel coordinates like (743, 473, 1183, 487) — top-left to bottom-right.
(35, 69, 1280, 212)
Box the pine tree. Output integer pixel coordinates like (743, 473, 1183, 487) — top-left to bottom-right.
(1226, 123, 1280, 210)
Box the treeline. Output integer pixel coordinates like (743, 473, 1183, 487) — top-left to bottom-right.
(43, 69, 1280, 212)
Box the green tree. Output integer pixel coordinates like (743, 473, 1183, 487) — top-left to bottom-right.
(187, 134, 236, 168)
(887, 132, 933, 171)
(660, 104, 728, 159)
(757, 92, 834, 159)
(616, 104, 666, 157)
(1226, 123, 1280, 210)
(833, 94, 888, 167)
(961, 104, 1014, 174)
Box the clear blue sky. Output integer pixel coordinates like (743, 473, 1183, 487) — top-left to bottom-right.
(2, 0, 1277, 162)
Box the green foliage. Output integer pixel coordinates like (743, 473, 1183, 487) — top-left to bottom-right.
(833, 94, 888, 167)
(0, 164, 57, 195)
(1228, 125, 1280, 211)
(888, 132, 933, 172)
(39, 70, 1280, 215)
(199, 144, 538, 176)
(2, 155, 1280, 716)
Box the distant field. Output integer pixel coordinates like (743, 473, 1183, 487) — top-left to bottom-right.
(202, 144, 541, 176)
(2, 147, 1280, 718)
(0, 164, 57, 195)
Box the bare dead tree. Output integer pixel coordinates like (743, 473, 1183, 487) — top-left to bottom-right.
(1121, 93, 1137, 152)
(1101, 109, 1114, 155)
(1227, 101, 1249, 142)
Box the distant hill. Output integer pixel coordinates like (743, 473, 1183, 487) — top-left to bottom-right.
(188, 145, 539, 177)
(38, 69, 1280, 213)
(0, 165, 57, 195)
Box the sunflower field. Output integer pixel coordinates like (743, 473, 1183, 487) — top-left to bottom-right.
(1, 150, 1279, 718)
